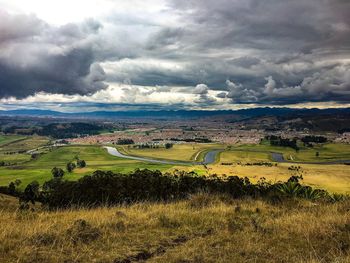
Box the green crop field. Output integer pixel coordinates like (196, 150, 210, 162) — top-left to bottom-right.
(230, 142, 350, 163)
(0, 145, 173, 187)
(0, 135, 51, 164)
(1, 137, 350, 193)
(0, 135, 26, 146)
(0, 135, 50, 153)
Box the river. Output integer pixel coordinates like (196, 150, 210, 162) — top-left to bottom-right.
(104, 146, 222, 165)
(105, 146, 350, 165)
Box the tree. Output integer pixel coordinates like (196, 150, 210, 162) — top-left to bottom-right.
(77, 159, 86, 168)
(117, 138, 134, 145)
(14, 179, 22, 187)
(23, 181, 40, 205)
(51, 167, 65, 178)
(66, 162, 76, 173)
(8, 182, 16, 194)
(315, 151, 320, 157)
(165, 143, 173, 149)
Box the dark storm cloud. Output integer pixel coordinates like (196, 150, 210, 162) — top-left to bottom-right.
(0, 11, 109, 98)
(1, 0, 350, 107)
(141, 0, 350, 105)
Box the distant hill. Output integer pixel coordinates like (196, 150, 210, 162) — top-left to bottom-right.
(1, 107, 350, 119)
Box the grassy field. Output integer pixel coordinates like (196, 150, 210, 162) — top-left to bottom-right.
(231, 141, 350, 162)
(173, 149, 350, 193)
(0, 145, 174, 187)
(0, 135, 50, 154)
(119, 143, 224, 162)
(0, 135, 26, 146)
(220, 151, 271, 163)
(1, 138, 350, 193)
(0, 193, 349, 263)
(0, 135, 51, 164)
(205, 162, 350, 194)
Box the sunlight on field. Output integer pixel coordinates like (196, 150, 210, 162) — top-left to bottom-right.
(204, 157, 350, 194)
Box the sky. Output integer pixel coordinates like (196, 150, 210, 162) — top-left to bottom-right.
(0, 0, 350, 112)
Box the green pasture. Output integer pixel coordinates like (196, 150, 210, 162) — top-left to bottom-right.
(230, 142, 350, 163)
(0, 135, 26, 146)
(0, 136, 350, 192)
(0, 145, 172, 187)
(0, 136, 50, 153)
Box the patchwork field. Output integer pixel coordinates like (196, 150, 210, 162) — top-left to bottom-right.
(0, 135, 51, 164)
(231, 142, 350, 162)
(0, 135, 49, 153)
(0, 145, 173, 187)
(1, 136, 350, 193)
(0, 135, 26, 146)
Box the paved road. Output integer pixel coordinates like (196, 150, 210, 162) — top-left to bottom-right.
(104, 146, 222, 165)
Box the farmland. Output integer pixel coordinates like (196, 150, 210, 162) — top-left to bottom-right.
(0, 145, 173, 187)
(0, 133, 349, 194)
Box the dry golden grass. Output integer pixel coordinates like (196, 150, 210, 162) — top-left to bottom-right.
(171, 152, 350, 194)
(202, 163, 350, 194)
(0, 193, 349, 263)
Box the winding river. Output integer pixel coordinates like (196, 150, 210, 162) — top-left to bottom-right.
(105, 146, 350, 165)
(270, 152, 350, 165)
(104, 146, 222, 165)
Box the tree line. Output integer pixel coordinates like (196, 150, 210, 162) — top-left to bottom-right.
(265, 135, 299, 151)
(1, 168, 344, 210)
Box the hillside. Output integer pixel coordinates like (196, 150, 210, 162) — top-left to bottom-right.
(0, 194, 349, 263)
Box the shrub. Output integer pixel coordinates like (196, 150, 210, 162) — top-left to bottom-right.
(188, 193, 218, 209)
(77, 159, 86, 168)
(66, 162, 76, 173)
(158, 214, 181, 228)
(227, 217, 245, 232)
(66, 219, 101, 244)
(34, 169, 337, 209)
(30, 232, 57, 246)
(110, 221, 126, 232)
(51, 167, 65, 178)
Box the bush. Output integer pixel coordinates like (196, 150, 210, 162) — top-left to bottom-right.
(23, 169, 344, 209)
(188, 193, 218, 209)
(165, 143, 173, 149)
(66, 219, 101, 244)
(66, 162, 76, 173)
(158, 214, 181, 228)
(51, 167, 65, 178)
(77, 159, 86, 168)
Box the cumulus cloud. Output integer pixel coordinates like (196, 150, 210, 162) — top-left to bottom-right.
(0, 11, 110, 98)
(192, 84, 208, 94)
(223, 80, 258, 103)
(0, 0, 350, 110)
